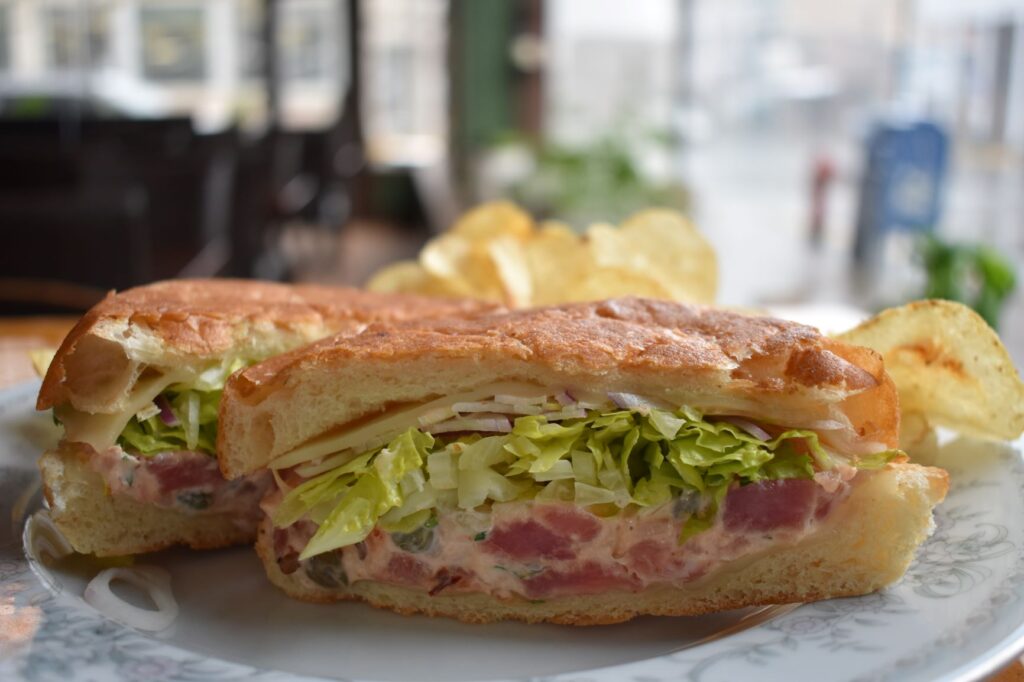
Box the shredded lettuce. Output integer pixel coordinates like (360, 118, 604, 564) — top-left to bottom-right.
(116, 357, 250, 457)
(275, 403, 903, 559)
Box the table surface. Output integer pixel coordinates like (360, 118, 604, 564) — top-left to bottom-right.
(1, 315, 1021, 682)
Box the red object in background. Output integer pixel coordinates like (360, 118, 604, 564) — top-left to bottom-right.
(809, 155, 835, 247)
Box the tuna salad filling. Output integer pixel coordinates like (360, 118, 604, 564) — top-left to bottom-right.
(264, 390, 900, 599)
(56, 357, 270, 516)
(89, 444, 271, 517)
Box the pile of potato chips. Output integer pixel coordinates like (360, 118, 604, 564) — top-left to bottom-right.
(838, 300, 1024, 444)
(367, 200, 1024, 447)
(367, 201, 717, 308)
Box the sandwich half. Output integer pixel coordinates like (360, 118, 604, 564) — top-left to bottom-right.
(219, 297, 948, 625)
(36, 279, 487, 556)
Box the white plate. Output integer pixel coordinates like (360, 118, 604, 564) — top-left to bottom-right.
(1, 379, 1023, 682)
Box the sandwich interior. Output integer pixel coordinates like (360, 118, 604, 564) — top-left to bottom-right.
(48, 356, 272, 543)
(262, 383, 942, 617)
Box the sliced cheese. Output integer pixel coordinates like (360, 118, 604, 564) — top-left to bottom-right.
(56, 369, 191, 452)
(269, 382, 550, 470)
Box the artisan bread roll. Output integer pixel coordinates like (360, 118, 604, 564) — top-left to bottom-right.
(220, 297, 898, 478)
(225, 297, 947, 624)
(37, 279, 490, 555)
(254, 463, 947, 624)
(38, 279, 488, 415)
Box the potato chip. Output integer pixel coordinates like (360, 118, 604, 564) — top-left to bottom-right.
(29, 347, 56, 379)
(524, 226, 593, 306)
(420, 234, 506, 302)
(898, 412, 939, 462)
(449, 201, 533, 242)
(366, 261, 464, 298)
(488, 235, 532, 308)
(838, 300, 1024, 441)
(365, 202, 717, 309)
(566, 267, 674, 303)
(587, 209, 717, 304)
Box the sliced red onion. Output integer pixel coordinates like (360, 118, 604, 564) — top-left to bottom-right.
(607, 392, 667, 414)
(717, 416, 771, 441)
(84, 566, 178, 632)
(155, 395, 179, 426)
(425, 415, 513, 434)
(452, 401, 542, 415)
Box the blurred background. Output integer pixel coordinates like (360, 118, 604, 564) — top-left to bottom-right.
(0, 0, 1021, 359)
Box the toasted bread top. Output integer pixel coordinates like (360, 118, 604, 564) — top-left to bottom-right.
(38, 279, 491, 414)
(220, 298, 899, 476)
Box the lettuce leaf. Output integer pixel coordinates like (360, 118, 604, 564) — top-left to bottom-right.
(118, 389, 221, 456)
(116, 357, 251, 457)
(276, 404, 903, 559)
(298, 428, 435, 560)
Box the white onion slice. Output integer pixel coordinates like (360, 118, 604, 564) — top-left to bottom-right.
(417, 406, 455, 427)
(802, 419, 847, 431)
(134, 402, 161, 422)
(717, 416, 772, 441)
(24, 511, 74, 563)
(426, 416, 513, 434)
(554, 391, 575, 406)
(493, 393, 549, 406)
(607, 392, 668, 413)
(452, 401, 542, 416)
(543, 407, 588, 421)
(84, 566, 178, 632)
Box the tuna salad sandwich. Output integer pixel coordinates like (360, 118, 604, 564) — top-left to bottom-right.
(37, 279, 487, 556)
(218, 297, 948, 624)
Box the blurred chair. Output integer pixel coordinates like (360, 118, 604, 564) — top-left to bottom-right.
(0, 118, 240, 314)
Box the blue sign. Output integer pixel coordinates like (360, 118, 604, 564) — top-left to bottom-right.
(854, 120, 949, 260)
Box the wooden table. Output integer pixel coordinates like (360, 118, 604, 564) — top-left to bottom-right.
(1, 315, 1021, 680)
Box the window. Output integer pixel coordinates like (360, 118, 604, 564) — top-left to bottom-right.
(238, 0, 265, 80)
(361, 0, 448, 166)
(280, 2, 331, 81)
(0, 6, 9, 71)
(44, 4, 111, 71)
(46, 7, 76, 69)
(140, 6, 206, 81)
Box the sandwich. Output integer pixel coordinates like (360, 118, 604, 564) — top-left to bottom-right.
(36, 279, 488, 557)
(218, 297, 948, 625)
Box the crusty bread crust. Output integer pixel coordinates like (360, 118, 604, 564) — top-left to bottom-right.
(220, 297, 898, 477)
(255, 463, 948, 625)
(38, 279, 490, 414)
(40, 445, 255, 556)
(35, 279, 490, 556)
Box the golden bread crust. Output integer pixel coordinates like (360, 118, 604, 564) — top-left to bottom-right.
(238, 297, 887, 395)
(222, 297, 899, 474)
(38, 278, 490, 411)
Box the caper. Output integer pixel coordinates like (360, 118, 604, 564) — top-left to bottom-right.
(305, 551, 348, 588)
(177, 491, 212, 510)
(391, 523, 436, 554)
(672, 490, 701, 518)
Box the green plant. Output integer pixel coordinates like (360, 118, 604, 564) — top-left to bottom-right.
(918, 234, 1017, 329)
(488, 130, 688, 228)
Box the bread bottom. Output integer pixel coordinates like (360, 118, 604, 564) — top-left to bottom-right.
(256, 463, 948, 625)
(40, 446, 256, 556)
